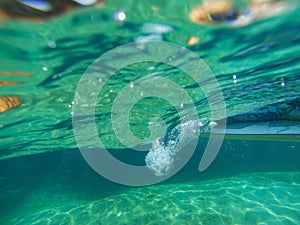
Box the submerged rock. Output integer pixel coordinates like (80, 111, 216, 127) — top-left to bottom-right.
(189, 0, 294, 27)
(0, 95, 22, 113)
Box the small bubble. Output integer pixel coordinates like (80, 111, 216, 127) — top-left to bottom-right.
(47, 40, 56, 48)
(233, 74, 237, 79)
(42, 66, 48, 71)
(140, 22, 173, 34)
(140, 92, 144, 96)
(129, 81, 134, 89)
(209, 121, 218, 129)
(280, 78, 285, 87)
(147, 66, 156, 70)
(71, 111, 74, 115)
(110, 89, 113, 93)
(114, 10, 126, 23)
(98, 78, 103, 82)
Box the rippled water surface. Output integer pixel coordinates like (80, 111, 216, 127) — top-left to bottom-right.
(0, 0, 300, 224)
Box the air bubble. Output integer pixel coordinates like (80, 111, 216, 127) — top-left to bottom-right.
(129, 81, 134, 89)
(47, 40, 56, 48)
(113, 10, 126, 24)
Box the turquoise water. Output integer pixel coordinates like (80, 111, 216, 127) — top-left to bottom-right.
(0, 0, 300, 224)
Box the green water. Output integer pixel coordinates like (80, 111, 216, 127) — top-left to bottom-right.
(0, 0, 300, 224)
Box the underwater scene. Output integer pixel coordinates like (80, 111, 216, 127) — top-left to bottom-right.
(0, 0, 300, 224)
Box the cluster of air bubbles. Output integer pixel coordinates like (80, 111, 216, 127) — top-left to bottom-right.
(145, 120, 199, 176)
(232, 74, 238, 84)
(145, 139, 175, 176)
(68, 100, 75, 115)
(198, 117, 210, 128)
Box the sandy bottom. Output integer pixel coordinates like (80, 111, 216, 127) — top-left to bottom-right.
(15, 172, 300, 225)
